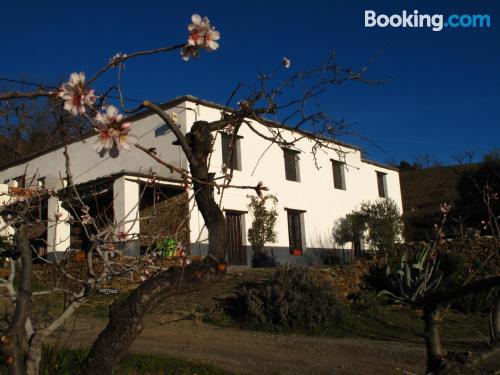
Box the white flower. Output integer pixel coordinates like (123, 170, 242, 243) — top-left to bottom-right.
(187, 14, 210, 46)
(58, 72, 96, 116)
(93, 126, 114, 153)
(204, 28, 220, 51)
(282, 56, 292, 69)
(182, 14, 221, 61)
(80, 213, 92, 225)
(115, 122, 138, 151)
(109, 52, 127, 66)
(93, 105, 138, 152)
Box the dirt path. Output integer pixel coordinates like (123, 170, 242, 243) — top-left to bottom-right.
(52, 318, 426, 375)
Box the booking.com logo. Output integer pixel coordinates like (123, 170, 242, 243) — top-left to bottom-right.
(365, 10, 491, 31)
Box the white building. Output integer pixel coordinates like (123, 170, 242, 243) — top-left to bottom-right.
(0, 95, 402, 265)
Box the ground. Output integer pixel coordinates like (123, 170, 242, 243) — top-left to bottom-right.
(51, 317, 426, 375)
(1, 267, 498, 374)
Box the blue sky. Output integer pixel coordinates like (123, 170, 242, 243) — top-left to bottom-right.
(0, 0, 499, 165)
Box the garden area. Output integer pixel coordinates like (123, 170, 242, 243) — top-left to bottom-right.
(1, 243, 498, 374)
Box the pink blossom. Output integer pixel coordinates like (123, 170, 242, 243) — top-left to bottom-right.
(93, 105, 138, 153)
(182, 14, 220, 61)
(80, 214, 92, 225)
(109, 52, 127, 66)
(282, 56, 292, 69)
(116, 231, 128, 241)
(58, 72, 96, 116)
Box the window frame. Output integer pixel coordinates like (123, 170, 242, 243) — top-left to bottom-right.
(283, 149, 301, 182)
(286, 208, 306, 254)
(221, 133, 242, 171)
(376, 171, 388, 198)
(331, 160, 346, 190)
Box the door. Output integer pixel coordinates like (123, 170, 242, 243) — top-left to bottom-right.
(287, 210, 303, 254)
(225, 211, 246, 265)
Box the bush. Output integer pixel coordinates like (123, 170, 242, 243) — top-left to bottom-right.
(247, 194, 278, 253)
(225, 267, 348, 333)
(359, 199, 403, 253)
(349, 289, 383, 313)
(332, 198, 403, 254)
(39, 346, 88, 375)
(439, 250, 500, 313)
(251, 250, 277, 268)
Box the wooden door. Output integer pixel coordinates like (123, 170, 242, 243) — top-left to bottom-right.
(226, 212, 246, 265)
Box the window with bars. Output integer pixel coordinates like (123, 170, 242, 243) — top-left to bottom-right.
(287, 209, 304, 254)
(332, 160, 346, 190)
(221, 134, 241, 170)
(283, 149, 300, 182)
(377, 171, 388, 198)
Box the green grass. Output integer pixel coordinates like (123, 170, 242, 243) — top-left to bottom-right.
(1, 347, 232, 375)
(116, 353, 232, 375)
(207, 302, 490, 345)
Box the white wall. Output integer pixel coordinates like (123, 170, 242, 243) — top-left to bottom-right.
(0, 97, 403, 264)
(184, 101, 403, 260)
(0, 106, 189, 187)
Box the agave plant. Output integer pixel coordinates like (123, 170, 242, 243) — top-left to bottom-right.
(378, 248, 443, 305)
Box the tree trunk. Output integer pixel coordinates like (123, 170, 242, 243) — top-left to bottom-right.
(81, 262, 222, 374)
(423, 303, 446, 374)
(82, 121, 227, 374)
(188, 121, 227, 262)
(1, 225, 32, 375)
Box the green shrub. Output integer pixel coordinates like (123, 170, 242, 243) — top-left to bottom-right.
(440, 251, 499, 313)
(39, 346, 89, 375)
(359, 199, 403, 253)
(225, 267, 347, 333)
(350, 289, 383, 313)
(251, 250, 277, 268)
(247, 194, 278, 254)
(332, 198, 403, 254)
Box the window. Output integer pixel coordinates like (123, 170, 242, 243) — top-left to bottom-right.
(221, 134, 241, 170)
(332, 160, 346, 190)
(283, 149, 300, 182)
(287, 209, 304, 254)
(377, 171, 388, 198)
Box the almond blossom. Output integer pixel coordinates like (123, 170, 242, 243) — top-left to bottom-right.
(93, 105, 138, 153)
(109, 52, 127, 67)
(58, 72, 96, 116)
(282, 56, 292, 69)
(181, 14, 220, 61)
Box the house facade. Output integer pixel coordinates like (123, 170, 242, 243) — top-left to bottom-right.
(0, 96, 402, 265)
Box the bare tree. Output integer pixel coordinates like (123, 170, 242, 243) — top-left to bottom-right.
(0, 13, 379, 374)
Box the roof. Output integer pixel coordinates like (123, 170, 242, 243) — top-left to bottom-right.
(361, 158, 399, 172)
(0, 95, 396, 172)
